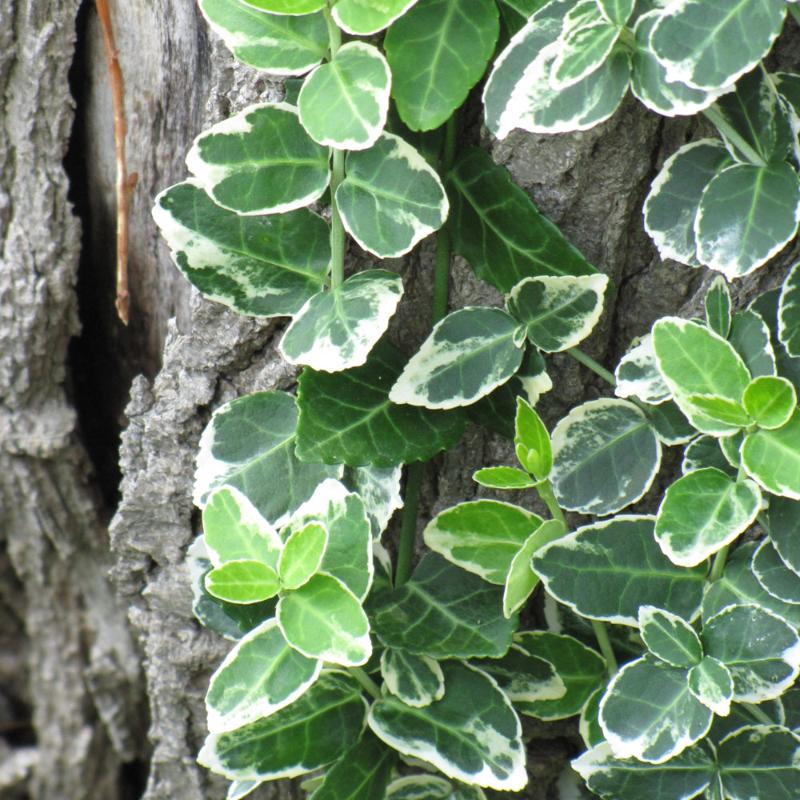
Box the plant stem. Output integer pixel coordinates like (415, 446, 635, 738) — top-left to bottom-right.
(790, 4, 800, 28)
(432, 227, 452, 325)
(709, 545, 729, 582)
(569, 348, 617, 387)
(536, 479, 567, 527)
(743, 702, 775, 726)
(352, 667, 382, 701)
(702, 106, 766, 167)
(395, 462, 425, 586)
(592, 620, 619, 676)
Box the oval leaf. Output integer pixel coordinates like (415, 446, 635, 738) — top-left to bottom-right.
(638, 605, 703, 669)
(742, 410, 800, 499)
(778, 260, 800, 357)
(278, 521, 328, 590)
(743, 375, 796, 429)
(380, 649, 445, 708)
(331, 0, 420, 35)
(687, 656, 733, 717)
(205, 559, 281, 604)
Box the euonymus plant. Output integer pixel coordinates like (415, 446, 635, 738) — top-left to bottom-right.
(151, 0, 800, 798)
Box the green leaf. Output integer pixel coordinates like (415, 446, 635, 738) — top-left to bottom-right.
(278, 521, 327, 590)
(277, 573, 371, 666)
(654, 468, 761, 568)
(389, 307, 524, 410)
(703, 604, 800, 701)
(227, 780, 262, 800)
(279, 270, 403, 372)
(779, 261, 800, 356)
(687, 656, 733, 716)
(194, 391, 342, 525)
(380, 649, 445, 708)
(309, 732, 396, 800)
(504, 519, 566, 618)
(533, 515, 707, 625)
(371, 554, 516, 659)
(614, 335, 671, 405)
(198, 0, 327, 74)
(349, 465, 403, 539)
(550, 399, 662, 515)
(298, 42, 390, 149)
(507, 274, 609, 353)
(239, 0, 325, 12)
(650, 0, 787, 92)
(644, 401, 695, 446)
(743, 375, 796, 429)
(423, 499, 543, 584)
(705, 276, 731, 338)
(514, 396, 552, 479)
(331, 0, 420, 35)
(573, 741, 714, 800)
(473, 466, 536, 490)
(643, 140, 732, 266)
(152, 181, 329, 318)
(202, 486, 283, 569)
(729, 309, 777, 379)
(753, 538, 800, 604)
(696, 162, 800, 279)
(186, 103, 330, 215)
(599, 655, 713, 763)
(206, 619, 321, 733)
(631, 11, 725, 118)
(717, 725, 800, 800)
(680, 394, 751, 429)
(514, 631, 606, 720)
(551, 0, 621, 90)
(368, 661, 527, 791)
(742, 410, 800, 499)
(638, 605, 703, 668)
(579, 686, 604, 748)
(475, 644, 566, 703)
(766, 495, 800, 578)
(682, 435, 735, 477)
(285, 479, 372, 600)
(751, 289, 800, 392)
(445, 147, 596, 295)
(385, 775, 454, 799)
(205, 559, 281, 604)
(336, 132, 449, 258)
(652, 317, 751, 434)
(384, 0, 500, 131)
(295, 340, 466, 467)
(596, 0, 633, 25)
(198, 672, 366, 780)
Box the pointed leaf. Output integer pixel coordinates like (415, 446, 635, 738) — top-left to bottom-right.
(198, 0, 327, 74)
(371, 554, 516, 659)
(331, 0, 420, 35)
(423, 499, 543, 584)
(742, 410, 800, 499)
(473, 466, 536, 490)
(687, 656, 733, 716)
(638, 606, 703, 668)
(389, 307, 524, 410)
(779, 260, 800, 356)
(278, 521, 328, 590)
(475, 644, 566, 703)
(753, 538, 800, 604)
(152, 180, 329, 318)
(206, 619, 321, 733)
(368, 661, 527, 791)
(384, 0, 500, 132)
(280, 270, 403, 371)
(514, 396, 552, 478)
(705, 276, 731, 338)
(205, 559, 281, 604)
(380, 650, 445, 708)
(550, 399, 662, 515)
(743, 375, 796, 429)
(680, 394, 750, 429)
(445, 147, 596, 295)
(614, 334, 671, 405)
(534, 515, 707, 625)
(186, 103, 330, 215)
(336, 132, 448, 258)
(295, 340, 466, 467)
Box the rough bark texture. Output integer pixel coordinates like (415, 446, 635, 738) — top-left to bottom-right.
(2, 2, 798, 800)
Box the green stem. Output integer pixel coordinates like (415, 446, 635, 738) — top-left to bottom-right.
(790, 4, 800, 28)
(352, 667, 382, 701)
(702, 106, 766, 168)
(709, 545, 729, 582)
(569, 348, 617, 387)
(536, 479, 567, 527)
(395, 462, 424, 586)
(592, 619, 619, 676)
(743, 702, 775, 726)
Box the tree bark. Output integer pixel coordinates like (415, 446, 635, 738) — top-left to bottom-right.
(2, 2, 797, 800)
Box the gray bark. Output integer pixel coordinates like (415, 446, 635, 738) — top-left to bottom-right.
(2, 2, 797, 800)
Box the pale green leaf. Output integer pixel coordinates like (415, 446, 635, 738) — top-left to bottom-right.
(239, 0, 324, 12)
(753, 538, 800, 604)
(742, 410, 800, 499)
(705, 276, 732, 338)
(205, 559, 281, 604)
(778, 260, 800, 356)
(687, 656, 733, 716)
(445, 147, 597, 295)
(384, 0, 500, 131)
(194, 391, 342, 526)
(614, 334, 671, 405)
(599, 655, 713, 763)
(206, 619, 321, 733)
(380, 649, 445, 708)
(743, 375, 796, 429)
(514, 396, 552, 479)
(279, 270, 403, 372)
(550, 398, 662, 515)
(198, 0, 327, 74)
(152, 180, 329, 318)
(680, 394, 751, 429)
(507, 274, 608, 353)
(299, 42, 390, 149)
(473, 466, 536, 490)
(198, 672, 366, 780)
(638, 605, 703, 668)
(596, 0, 633, 25)
(423, 499, 542, 584)
(278, 521, 327, 590)
(368, 661, 527, 791)
(533, 515, 707, 625)
(186, 103, 330, 215)
(277, 573, 371, 666)
(336, 132, 449, 258)
(654, 468, 761, 568)
(331, 0, 420, 35)
(389, 307, 524, 410)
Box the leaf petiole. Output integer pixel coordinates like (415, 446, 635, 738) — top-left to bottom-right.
(569, 347, 617, 387)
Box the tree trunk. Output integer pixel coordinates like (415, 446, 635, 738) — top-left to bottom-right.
(2, 2, 796, 799)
